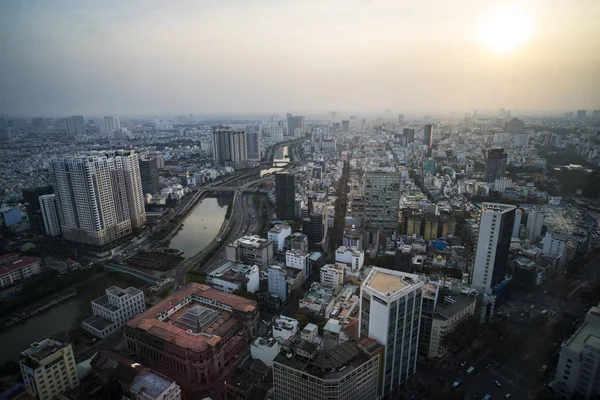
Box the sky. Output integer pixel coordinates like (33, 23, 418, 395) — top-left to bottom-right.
(1, 0, 599, 117)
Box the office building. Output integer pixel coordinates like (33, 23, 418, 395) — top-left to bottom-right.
(19, 339, 79, 400)
(484, 148, 508, 183)
(39, 194, 61, 236)
(272, 338, 383, 400)
(363, 167, 401, 233)
(423, 124, 434, 148)
(22, 185, 54, 235)
(212, 125, 247, 167)
(226, 235, 274, 267)
(360, 268, 423, 397)
(472, 203, 516, 294)
(139, 156, 159, 195)
(526, 208, 545, 240)
(0, 253, 42, 292)
(512, 208, 522, 238)
(207, 261, 260, 293)
(245, 124, 261, 161)
(403, 128, 415, 143)
(124, 283, 258, 398)
(285, 232, 308, 253)
(66, 115, 85, 136)
(505, 118, 525, 134)
(100, 116, 120, 135)
(275, 172, 296, 220)
(320, 264, 345, 288)
(286, 114, 305, 138)
(268, 224, 292, 251)
(302, 211, 325, 245)
(553, 304, 600, 398)
(50, 151, 146, 248)
(82, 286, 145, 338)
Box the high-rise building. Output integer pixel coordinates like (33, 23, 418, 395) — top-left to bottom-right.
(245, 125, 261, 161)
(472, 203, 516, 294)
(423, 124, 434, 148)
(576, 110, 587, 121)
(398, 114, 405, 124)
(22, 185, 54, 235)
(263, 124, 283, 142)
(19, 339, 79, 400)
(505, 118, 524, 134)
(275, 172, 296, 220)
(139, 156, 159, 195)
(50, 151, 146, 248)
(302, 210, 325, 245)
(526, 207, 545, 239)
(212, 125, 247, 167)
(484, 148, 508, 183)
(39, 194, 61, 236)
(66, 115, 85, 136)
(341, 120, 350, 132)
(272, 338, 384, 400)
(286, 114, 305, 137)
(363, 167, 400, 233)
(124, 283, 258, 398)
(553, 304, 600, 398)
(592, 110, 600, 120)
(360, 268, 424, 397)
(514, 133, 529, 147)
(284, 232, 309, 252)
(512, 208, 522, 238)
(403, 128, 415, 143)
(100, 116, 120, 135)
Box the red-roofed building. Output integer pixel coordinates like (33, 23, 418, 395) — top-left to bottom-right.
(124, 283, 258, 399)
(0, 254, 42, 293)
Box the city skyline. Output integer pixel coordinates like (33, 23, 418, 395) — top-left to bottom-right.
(1, 0, 599, 116)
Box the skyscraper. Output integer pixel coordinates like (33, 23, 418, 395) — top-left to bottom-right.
(275, 172, 296, 220)
(512, 208, 522, 238)
(472, 203, 516, 294)
(360, 268, 424, 397)
(50, 150, 146, 248)
(212, 125, 247, 167)
(139, 156, 159, 195)
(66, 115, 85, 136)
(39, 194, 61, 236)
(576, 110, 587, 121)
(286, 114, 305, 138)
(526, 208, 545, 239)
(245, 124, 261, 161)
(398, 114, 405, 124)
(22, 185, 54, 235)
(363, 167, 400, 233)
(484, 148, 508, 183)
(423, 124, 434, 148)
(505, 118, 525, 134)
(403, 128, 415, 143)
(341, 120, 350, 132)
(100, 116, 121, 135)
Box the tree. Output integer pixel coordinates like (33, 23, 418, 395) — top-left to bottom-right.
(441, 316, 480, 353)
(292, 314, 309, 330)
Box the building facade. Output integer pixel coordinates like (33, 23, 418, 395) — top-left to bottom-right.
(268, 224, 292, 252)
(82, 286, 145, 338)
(212, 125, 247, 167)
(526, 208, 545, 240)
(39, 194, 61, 236)
(19, 339, 79, 400)
(359, 268, 424, 398)
(320, 264, 345, 289)
(0, 254, 42, 291)
(484, 148, 508, 183)
(268, 265, 289, 301)
(472, 203, 516, 294)
(226, 235, 274, 268)
(363, 167, 401, 233)
(285, 250, 310, 276)
(285, 232, 309, 253)
(275, 172, 296, 220)
(207, 261, 260, 293)
(423, 124, 434, 148)
(139, 156, 159, 195)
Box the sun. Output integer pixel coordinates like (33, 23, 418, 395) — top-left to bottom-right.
(477, 7, 532, 53)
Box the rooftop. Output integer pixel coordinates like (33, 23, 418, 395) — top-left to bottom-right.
(130, 369, 175, 398)
(209, 261, 258, 282)
(564, 305, 600, 354)
(21, 339, 68, 368)
(83, 314, 117, 331)
(0, 255, 40, 274)
(434, 293, 476, 320)
(230, 235, 270, 248)
(269, 224, 291, 234)
(362, 268, 423, 299)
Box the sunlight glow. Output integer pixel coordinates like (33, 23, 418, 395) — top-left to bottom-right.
(478, 7, 532, 53)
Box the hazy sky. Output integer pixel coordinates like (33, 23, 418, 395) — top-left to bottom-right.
(1, 0, 599, 117)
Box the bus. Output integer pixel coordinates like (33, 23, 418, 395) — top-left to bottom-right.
(466, 366, 475, 375)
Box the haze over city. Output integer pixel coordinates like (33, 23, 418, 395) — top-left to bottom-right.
(1, 0, 599, 116)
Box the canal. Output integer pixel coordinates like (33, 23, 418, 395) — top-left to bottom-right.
(168, 196, 230, 257)
(0, 273, 146, 365)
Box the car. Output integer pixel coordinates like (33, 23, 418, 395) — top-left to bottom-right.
(494, 380, 501, 387)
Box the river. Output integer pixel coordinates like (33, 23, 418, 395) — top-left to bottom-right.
(260, 145, 289, 177)
(0, 273, 146, 365)
(168, 196, 230, 257)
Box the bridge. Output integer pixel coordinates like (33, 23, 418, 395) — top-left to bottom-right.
(104, 263, 163, 285)
(194, 187, 270, 194)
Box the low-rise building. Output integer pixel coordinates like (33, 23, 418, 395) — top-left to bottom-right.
(335, 246, 365, 272)
(301, 323, 318, 342)
(0, 253, 42, 291)
(226, 235, 274, 268)
(19, 339, 79, 400)
(268, 265, 288, 301)
(553, 304, 600, 398)
(285, 232, 309, 253)
(273, 315, 299, 341)
(299, 283, 335, 317)
(251, 337, 281, 367)
(285, 250, 310, 276)
(268, 224, 292, 252)
(82, 286, 145, 338)
(207, 261, 260, 293)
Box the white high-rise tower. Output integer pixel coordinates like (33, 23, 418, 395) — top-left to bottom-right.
(39, 194, 61, 236)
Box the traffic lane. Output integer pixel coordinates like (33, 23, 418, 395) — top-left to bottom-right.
(448, 363, 524, 399)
